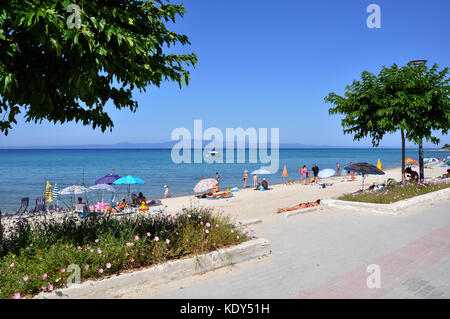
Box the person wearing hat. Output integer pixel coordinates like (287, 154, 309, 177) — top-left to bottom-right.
(163, 185, 170, 198)
(243, 170, 249, 188)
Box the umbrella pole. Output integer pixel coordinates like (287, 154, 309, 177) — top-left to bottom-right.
(362, 174, 365, 191)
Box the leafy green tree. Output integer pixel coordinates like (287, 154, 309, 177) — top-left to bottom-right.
(325, 63, 450, 184)
(0, 0, 197, 135)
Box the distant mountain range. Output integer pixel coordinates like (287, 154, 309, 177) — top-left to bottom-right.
(0, 140, 424, 149)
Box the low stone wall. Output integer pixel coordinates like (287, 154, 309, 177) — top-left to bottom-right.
(34, 238, 271, 299)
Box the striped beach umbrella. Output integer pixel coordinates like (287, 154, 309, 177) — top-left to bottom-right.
(45, 181, 54, 202)
(194, 178, 217, 193)
(344, 162, 385, 190)
(52, 183, 59, 206)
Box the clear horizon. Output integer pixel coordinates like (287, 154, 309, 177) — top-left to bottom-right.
(0, 0, 448, 148)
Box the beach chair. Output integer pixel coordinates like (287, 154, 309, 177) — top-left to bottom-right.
(31, 196, 46, 215)
(17, 197, 29, 216)
(75, 204, 90, 218)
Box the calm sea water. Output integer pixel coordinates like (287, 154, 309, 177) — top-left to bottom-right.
(0, 148, 448, 212)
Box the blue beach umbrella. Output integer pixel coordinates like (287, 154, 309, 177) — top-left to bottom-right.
(113, 176, 145, 200)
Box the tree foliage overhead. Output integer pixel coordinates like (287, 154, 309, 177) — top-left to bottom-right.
(325, 63, 450, 147)
(0, 0, 198, 134)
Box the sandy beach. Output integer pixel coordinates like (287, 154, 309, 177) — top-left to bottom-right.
(2, 166, 448, 232)
(157, 166, 449, 223)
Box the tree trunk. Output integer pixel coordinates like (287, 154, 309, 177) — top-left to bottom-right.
(401, 130, 406, 185)
(418, 141, 424, 182)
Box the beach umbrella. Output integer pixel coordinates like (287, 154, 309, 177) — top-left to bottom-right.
(59, 185, 90, 207)
(89, 183, 116, 202)
(194, 178, 217, 193)
(344, 162, 385, 190)
(402, 158, 418, 167)
(45, 181, 54, 202)
(446, 160, 450, 166)
(52, 183, 59, 207)
(377, 159, 382, 170)
(318, 168, 336, 179)
(59, 185, 90, 195)
(112, 175, 145, 200)
(282, 165, 288, 184)
(95, 174, 121, 185)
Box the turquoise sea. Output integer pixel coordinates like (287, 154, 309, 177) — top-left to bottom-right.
(0, 148, 449, 212)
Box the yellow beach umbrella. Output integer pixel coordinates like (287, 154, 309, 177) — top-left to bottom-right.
(377, 159, 382, 170)
(45, 181, 54, 202)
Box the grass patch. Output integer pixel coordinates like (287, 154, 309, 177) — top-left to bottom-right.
(338, 180, 450, 204)
(0, 207, 252, 299)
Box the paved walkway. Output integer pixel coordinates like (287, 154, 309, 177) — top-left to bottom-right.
(111, 201, 450, 299)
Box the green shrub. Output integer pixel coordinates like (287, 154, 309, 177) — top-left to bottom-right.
(0, 207, 251, 299)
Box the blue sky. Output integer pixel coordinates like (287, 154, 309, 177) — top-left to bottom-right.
(1, 0, 449, 148)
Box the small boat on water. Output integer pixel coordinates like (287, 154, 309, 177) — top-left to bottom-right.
(207, 150, 219, 157)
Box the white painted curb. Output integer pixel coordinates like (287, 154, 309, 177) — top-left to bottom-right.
(280, 206, 323, 218)
(34, 238, 271, 299)
(322, 187, 450, 215)
(240, 218, 262, 226)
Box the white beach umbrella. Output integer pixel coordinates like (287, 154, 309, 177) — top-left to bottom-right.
(318, 169, 336, 179)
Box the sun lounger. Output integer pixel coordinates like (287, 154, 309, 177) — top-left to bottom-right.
(16, 197, 29, 216)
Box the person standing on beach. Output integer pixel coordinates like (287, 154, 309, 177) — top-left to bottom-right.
(312, 164, 319, 184)
(336, 163, 340, 176)
(253, 174, 258, 187)
(300, 165, 307, 185)
(216, 172, 220, 185)
(348, 162, 355, 181)
(243, 170, 249, 188)
(163, 185, 170, 198)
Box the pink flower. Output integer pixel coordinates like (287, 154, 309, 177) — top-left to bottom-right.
(106, 263, 111, 269)
(42, 273, 47, 280)
(61, 268, 66, 273)
(205, 229, 209, 234)
(187, 214, 191, 217)
(166, 239, 170, 244)
(97, 248, 102, 254)
(198, 215, 202, 219)
(215, 224, 219, 228)
(200, 221, 203, 225)
(146, 232, 151, 237)
(23, 275, 29, 282)
(90, 249, 94, 253)
(126, 242, 134, 247)
(135, 235, 139, 241)
(41, 286, 47, 291)
(98, 269, 104, 274)
(236, 236, 240, 239)
(77, 246, 82, 250)
(48, 284, 54, 291)
(9, 263, 14, 268)
(231, 229, 234, 233)
(85, 264, 89, 271)
(154, 236, 159, 242)
(206, 222, 210, 227)
(130, 258, 135, 262)
(14, 293, 21, 299)
(95, 239, 99, 243)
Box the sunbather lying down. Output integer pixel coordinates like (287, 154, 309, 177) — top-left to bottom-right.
(276, 199, 321, 214)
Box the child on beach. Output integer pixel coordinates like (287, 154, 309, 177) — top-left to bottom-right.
(299, 165, 307, 184)
(164, 185, 170, 198)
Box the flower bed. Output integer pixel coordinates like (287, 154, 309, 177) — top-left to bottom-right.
(338, 180, 450, 204)
(0, 208, 251, 299)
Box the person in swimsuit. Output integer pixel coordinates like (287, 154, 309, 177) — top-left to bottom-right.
(312, 164, 319, 183)
(299, 165, 307, 184)
(103, 198, 127, 217)
(277, 199, 321, 213)
(253, 174, 258, 187)
(243, 170, 249, 188)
